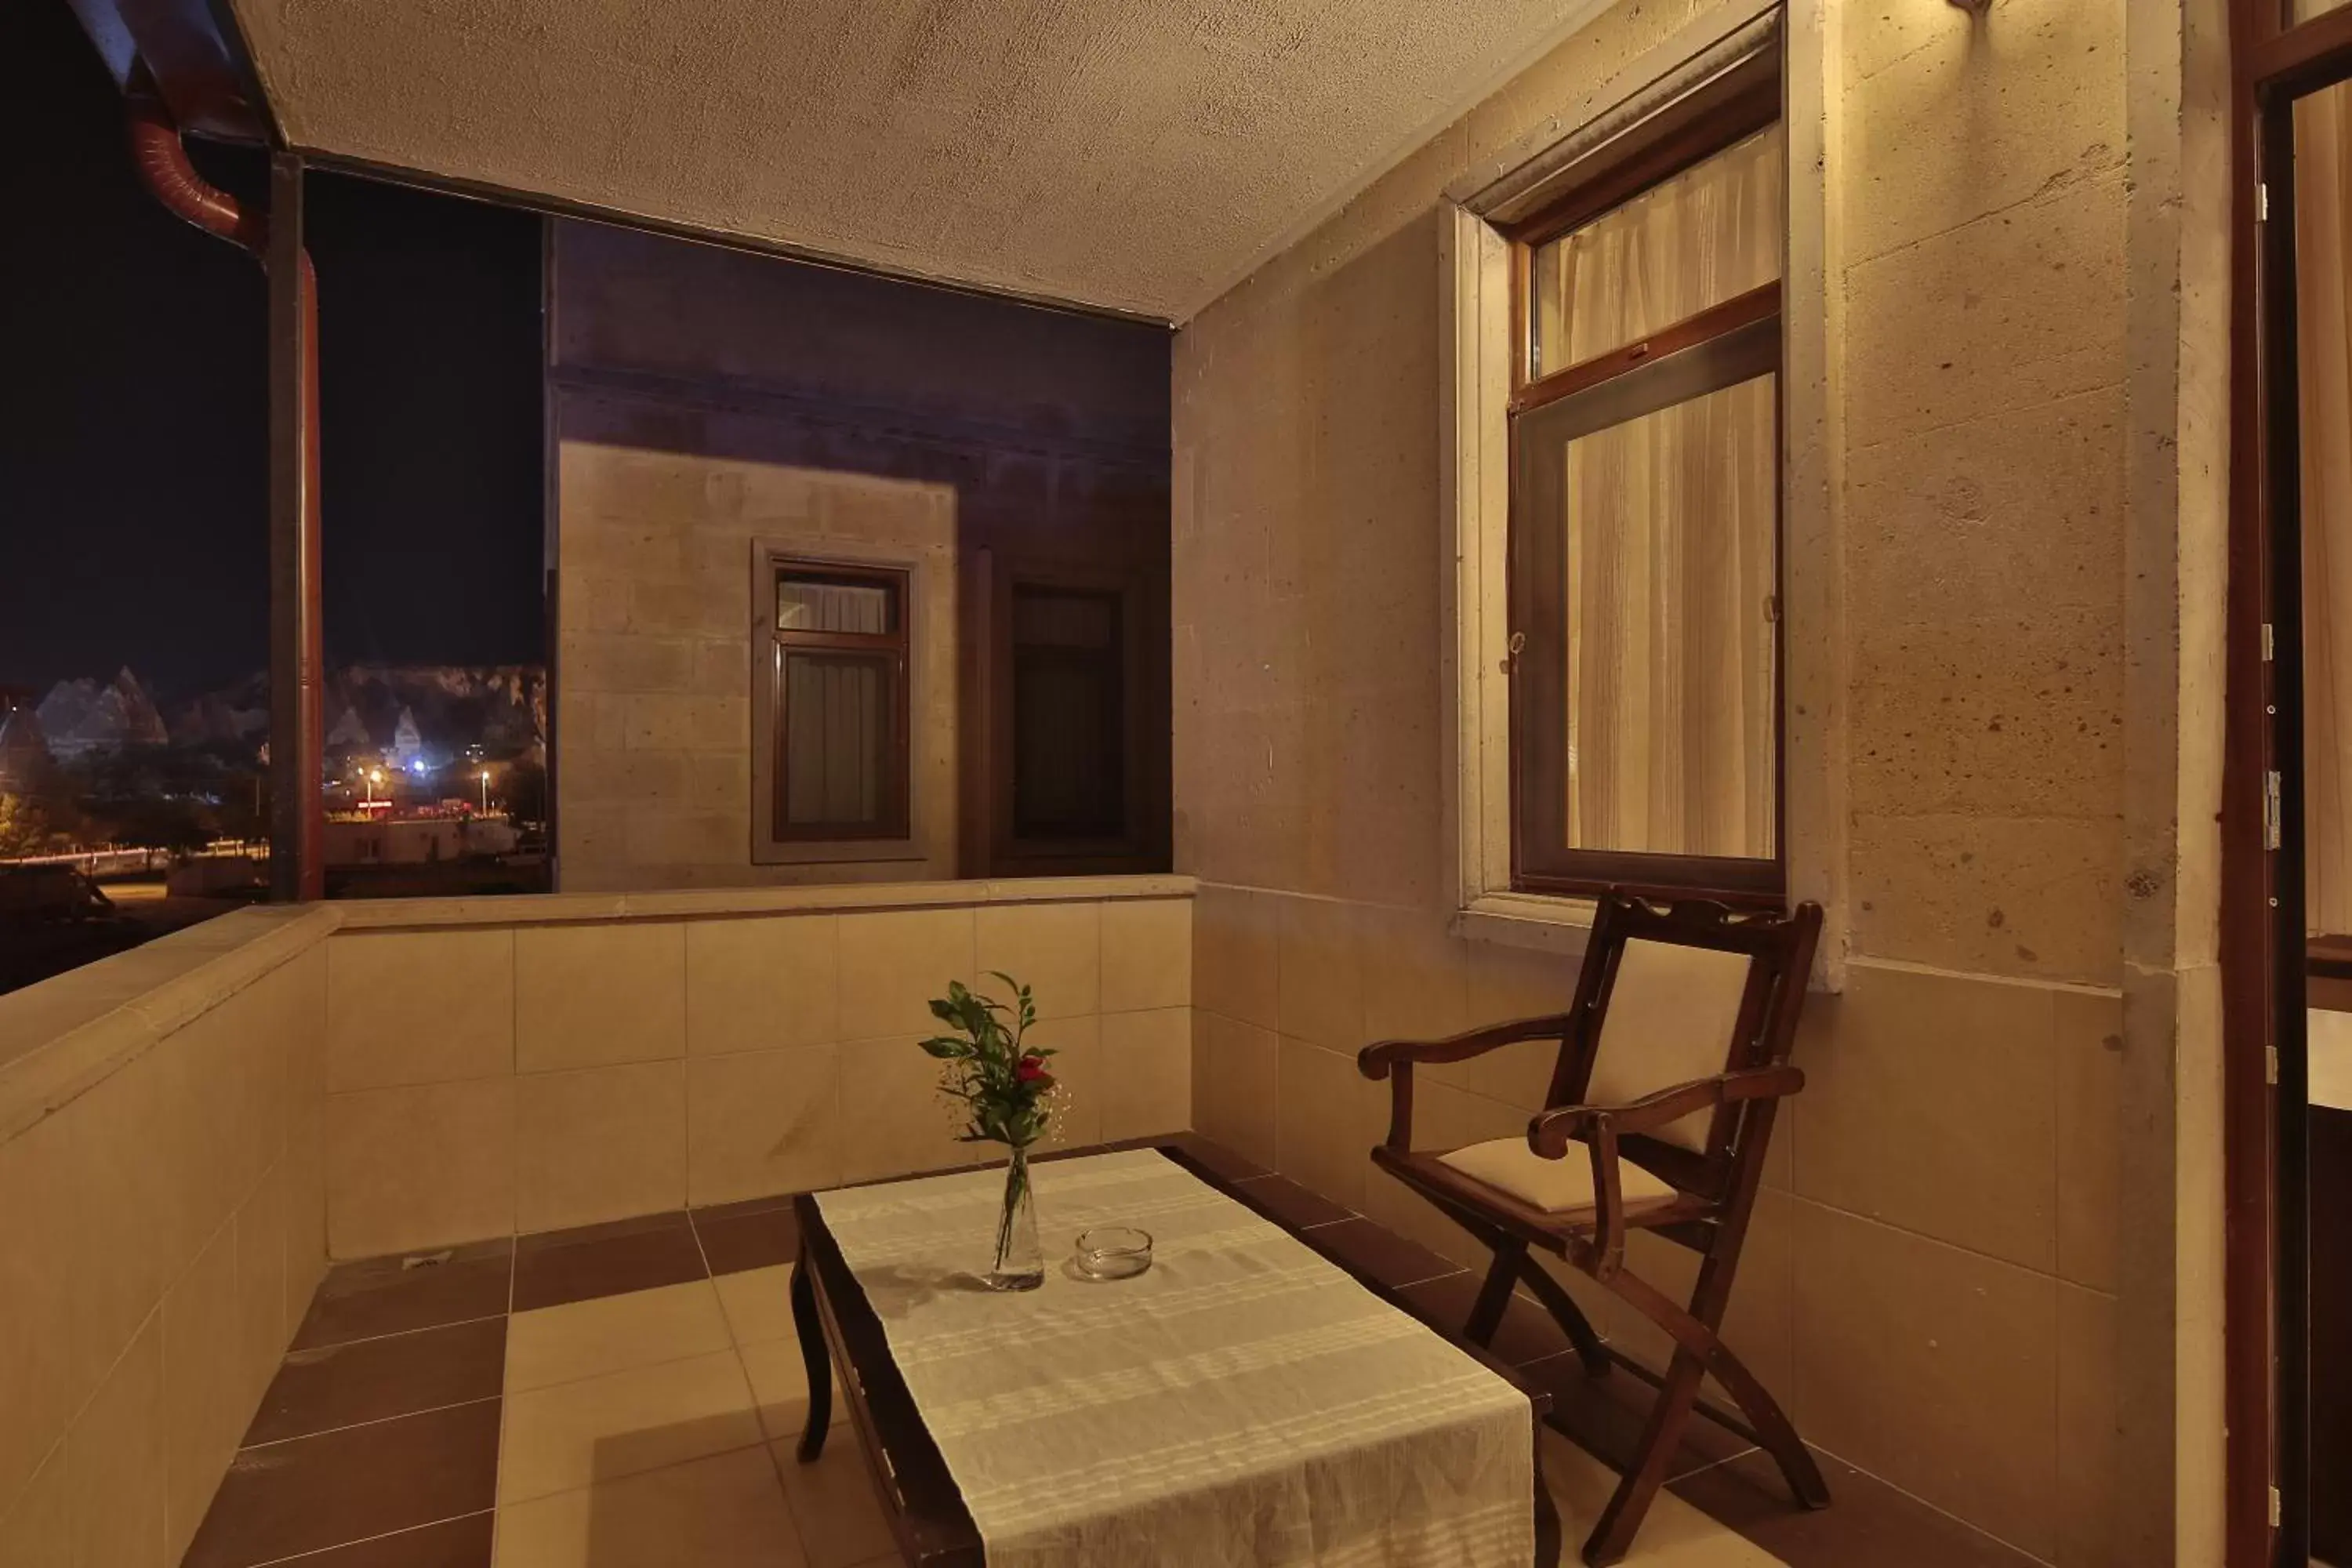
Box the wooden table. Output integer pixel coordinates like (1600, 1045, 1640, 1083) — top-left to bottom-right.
(787, 1142, 1562, 1567)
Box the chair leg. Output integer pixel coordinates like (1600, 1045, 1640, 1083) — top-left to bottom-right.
(1515, 1254, 1610, 1378)
(1464, 1238, 1526, 1348)
(1582, 1346, 1704, 1566)
(1608, 1266, 1831, 1512)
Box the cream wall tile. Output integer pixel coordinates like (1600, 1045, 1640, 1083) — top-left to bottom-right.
(685, 915, 838, 1058)
(1098, 1007, 1192, 1142)
(1353, 902, 1469, 1048)
(2054, 989, 2124, 1293)
(67, 1310, 165, 1568)
(2056, 1283, 2119, 1568)
(0, 1112, 72, 1518)
(1465, 937, 1582, 1025)
(232, 1167, 286, 1416)
(161, 1225, 241, 1563)
(836, 1035, 982, 1185)
(1025, 1015, 1102, 1151)
(516, 922, 687, 1071)
(1193, 884, 1279, 1029)
(325, 929, 515, 1091)
(1277, 895, 1363, 1051)
(155, 1006, 253, 1287)
(325, 1079, 515, 1259)
(1101, 898, 1192, 1013)
(496, 1348, 761, 1504)
(506, 1279, 732, 1393)
(975, 902, 1100, 1020)
(66, 1051, 171, 1406)
(1791, 1203, 2060, 1559)
(688, 1047, 841, 1206)
(492, 1445, 800, 1568)
(837, 908, 976, 1043)
(0, 1442, 67, 1568)
(1274, 1036, 1381, 1210)
(1194, 1014, 1279, 1171)
(1791, 964, 2059, 1272)
(281, 1098, 327, 1334)
(516, 1062, 688, 1233)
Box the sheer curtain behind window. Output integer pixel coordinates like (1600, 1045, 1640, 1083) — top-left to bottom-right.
(1533, 129, 1782, 861)
(2300, 84, 2352, 935)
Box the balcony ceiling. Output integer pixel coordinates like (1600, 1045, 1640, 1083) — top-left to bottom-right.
(226, 0, 1606, 321)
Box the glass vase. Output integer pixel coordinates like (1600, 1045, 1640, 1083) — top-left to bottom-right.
(986, 1142, 1044, 1291)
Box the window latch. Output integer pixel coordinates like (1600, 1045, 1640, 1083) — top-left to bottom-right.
(1504, 630, 1525, 673)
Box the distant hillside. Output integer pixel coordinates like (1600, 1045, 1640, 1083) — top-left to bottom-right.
(40, 665, 546, 761)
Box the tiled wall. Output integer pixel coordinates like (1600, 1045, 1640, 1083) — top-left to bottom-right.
(0, 919, 329, 1564)
(1191, 884, 2123, 1565)
(321, 889, 1195, 1259)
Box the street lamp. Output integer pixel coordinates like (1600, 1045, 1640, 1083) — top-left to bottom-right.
(479, 770, 491, 813)
(365, 768, 383, 807)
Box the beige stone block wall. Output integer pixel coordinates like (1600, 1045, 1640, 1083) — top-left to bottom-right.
(0, 915, 330, 1563)
(1171, 0, 2143, 1559)
(320, 886, 1194, 1258)
(556, 436, 961, 892)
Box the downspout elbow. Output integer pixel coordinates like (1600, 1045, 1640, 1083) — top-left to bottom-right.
(125, 61, 266, 253)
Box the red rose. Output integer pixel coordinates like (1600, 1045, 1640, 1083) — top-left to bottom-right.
(1016, 1054, 1052, 1087)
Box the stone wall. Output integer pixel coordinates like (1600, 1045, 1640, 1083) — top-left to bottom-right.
(1172, 0, 2146, 1561)
(551, 223, 1172, 892)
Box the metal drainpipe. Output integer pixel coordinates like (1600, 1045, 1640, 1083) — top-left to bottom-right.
(125, 64, 325, 900)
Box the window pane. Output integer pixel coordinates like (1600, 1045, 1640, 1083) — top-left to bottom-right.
(778, 572, 896, 633)
(1530, 124, 1784, 378)
(1011, 588, 1123, 837)
(782, 650, 892, 827)
(1535, 373, 1778, 859)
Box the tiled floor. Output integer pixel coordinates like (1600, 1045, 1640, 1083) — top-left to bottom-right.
(184, 1138, 2038, 1568)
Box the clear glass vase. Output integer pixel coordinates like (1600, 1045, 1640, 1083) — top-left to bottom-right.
(987, 1142, 1044, 1291)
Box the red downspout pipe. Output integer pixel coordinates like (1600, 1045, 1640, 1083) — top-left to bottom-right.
(125, 65, 325, 900)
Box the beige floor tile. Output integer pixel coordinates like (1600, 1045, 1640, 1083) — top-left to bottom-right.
(714, 1265, 798, 1347)
(1542, 1432, 1788, 1566)
(493, 1445, 805, 1568)
(506, 1280, 734, 1394)
(768, 1437, 894, 1568)
(497, 1348, 763, 1505)
(739, 1338, 839, 1444)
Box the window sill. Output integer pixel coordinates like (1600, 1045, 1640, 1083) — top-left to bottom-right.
(1450, 892, 1596, 957)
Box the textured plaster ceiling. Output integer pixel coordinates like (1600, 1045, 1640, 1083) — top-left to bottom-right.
(228, 0, 1606, 321)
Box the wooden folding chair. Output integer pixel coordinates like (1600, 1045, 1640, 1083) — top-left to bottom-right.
(1358, 892, 1828, 1566)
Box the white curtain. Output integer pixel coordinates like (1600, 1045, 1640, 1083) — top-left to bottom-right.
(1537, 126, 1783, 859)
(2300, 84, 2352, 935)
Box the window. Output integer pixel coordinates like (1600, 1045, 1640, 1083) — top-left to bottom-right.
(1505, 100, 1785, 906)
(767, 560, 910, 842)
(1010, 585, 1126, 839)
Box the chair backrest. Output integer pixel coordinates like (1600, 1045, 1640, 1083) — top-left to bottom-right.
(1548, 894, 1822, 1185)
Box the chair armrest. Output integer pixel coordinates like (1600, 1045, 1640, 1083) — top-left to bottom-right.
(1356, 1014, 1577, 1080)
(1526, 1064, 1803, 1158)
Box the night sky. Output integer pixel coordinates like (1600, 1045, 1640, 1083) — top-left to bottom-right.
(0, 0, 545, 699)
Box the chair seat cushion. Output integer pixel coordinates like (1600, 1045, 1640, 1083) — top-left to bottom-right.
(1436, 1138, 1682, 1217)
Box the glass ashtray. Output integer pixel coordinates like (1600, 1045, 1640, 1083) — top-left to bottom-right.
(1073, 1226, 1154, 1279)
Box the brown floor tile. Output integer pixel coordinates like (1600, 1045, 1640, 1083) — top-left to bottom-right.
(1231, 1172, 1353, 1230)
(512, 1211, 706, 1311)
(183, 1399, 501, 1568)
(695, 1204, 802, 1277)
(281, 1512, 495, 1568)
(1307, 1218, 1462, 1291)
(245, 1318, 507, 1446)
(292, 1240, 513, 1351)
(1669, 1447, 2044, 1568)
(1162, 1131, 1271, 1182)
(1396, 1271, 1581, 1368)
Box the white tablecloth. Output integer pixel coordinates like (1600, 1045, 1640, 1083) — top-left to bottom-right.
(816, 1149, 1535, 1567)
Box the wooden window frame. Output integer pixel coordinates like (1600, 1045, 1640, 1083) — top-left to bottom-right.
(1502, 85, 1788, 909)
(762, 555, 913, 847)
